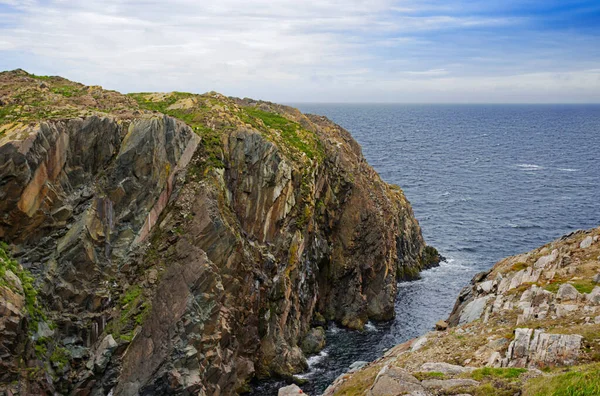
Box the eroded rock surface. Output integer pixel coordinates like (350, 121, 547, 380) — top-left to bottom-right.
(323, 228, 600, 395)
(0, 70, 439, 395)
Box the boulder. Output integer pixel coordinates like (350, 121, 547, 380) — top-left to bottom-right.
(367, 366, 424, 396)
(580, 236, 593, 249)
(92, 334, 118, 373)
(459, 296, 492, 325)
(301, 327, 326, 355)
(586, 287, 600, 305)
(278, 384, 305, 395)
(556, 284, 580, 301)
(435, 320, 448, 331)
(505, 328, 582, 368)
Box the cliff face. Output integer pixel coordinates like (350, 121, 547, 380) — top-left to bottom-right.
(0, 70, 438, 395)
(323, 228, 600, 396)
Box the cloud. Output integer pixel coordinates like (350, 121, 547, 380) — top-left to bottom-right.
(0, 0, 599, 102)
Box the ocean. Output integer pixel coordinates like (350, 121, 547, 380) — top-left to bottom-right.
(250, 104, 600, 395)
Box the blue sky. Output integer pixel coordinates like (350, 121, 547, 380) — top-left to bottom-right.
(0, 0, 599, 102)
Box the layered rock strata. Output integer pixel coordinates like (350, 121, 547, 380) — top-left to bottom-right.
(0, 69, 439, 395)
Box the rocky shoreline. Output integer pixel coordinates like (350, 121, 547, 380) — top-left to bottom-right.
(316, 228, 600, 396)
(0, 69, 440, 395)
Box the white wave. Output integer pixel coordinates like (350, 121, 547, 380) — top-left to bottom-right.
(516, 163, 544, 170)
(364, 321, 377, 332)
(306, 350, 328, 367)
(327, 323, 340, 334)
(557, 168, 579, 172)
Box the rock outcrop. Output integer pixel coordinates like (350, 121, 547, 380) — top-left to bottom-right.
(0, 69, 440, 395)
(323, 228, 600, 395)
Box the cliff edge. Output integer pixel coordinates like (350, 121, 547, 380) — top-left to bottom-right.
(323, 228, 600, 396)
(0, 69, 439, 395)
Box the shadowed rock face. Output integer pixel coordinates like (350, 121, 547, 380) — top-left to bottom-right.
(0, 70, 437, 395)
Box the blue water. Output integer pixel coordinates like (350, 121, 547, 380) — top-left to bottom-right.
(250, 104, 600, 395)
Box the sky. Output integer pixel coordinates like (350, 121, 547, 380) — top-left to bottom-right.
(0, 0, 599, 103)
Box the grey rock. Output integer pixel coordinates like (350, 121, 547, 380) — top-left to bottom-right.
(420, 362, 475, 375)
(93, 334, 118, 373)
(505, 328, 582, 368)
(593, 273, 600, 284)
(557, 284, 581, 301)
(580, 236, 593, 249)
(586, 287, 600, 305)
(368, 366, 424, 396)
(35, 321, 55, 340)
(459, 296, 492, 325)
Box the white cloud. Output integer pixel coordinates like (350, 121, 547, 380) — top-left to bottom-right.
(0, 0, 598, 102)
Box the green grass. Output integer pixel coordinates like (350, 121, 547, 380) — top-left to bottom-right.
(524, 365, 600, 396)
(51, 85, 82, 98)
(544, 280, 595, 294)
(50, 346, 70, 370)
(242, 107, 323, 161)
(470, 367, 526, 381)
(0, 242, 46, 328)
(129, 92, 225, 171)
(511, 262, 529, 272)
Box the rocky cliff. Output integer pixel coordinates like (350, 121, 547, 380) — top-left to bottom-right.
(0, 69, 439, 395)
(322, 228, 600, 396)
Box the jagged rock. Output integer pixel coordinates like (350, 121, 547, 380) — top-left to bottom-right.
(459, 296, 492, 325)
(593, 273, 600, 284)
(420, 362, 475, 375)
(93, 335, 118, 373)
(557, 284, 581, 301)
(435, 320, 448, 331)
(278, 384, 306, 395)
(0, 70, 435, 394)
(587, 287, 600, 304)
(534, 249, 559, 269)
(505, 328, 582, 368)
(301, 327, 326, 355)
(580, 236, 593, 249)
(367, 366, 424, 396)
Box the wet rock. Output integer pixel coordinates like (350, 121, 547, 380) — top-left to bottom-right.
(420, 362, 475, 375)
(278, 384, 306, 395)
(301, 327, 326, 355)
(367, 366, 424, 396)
